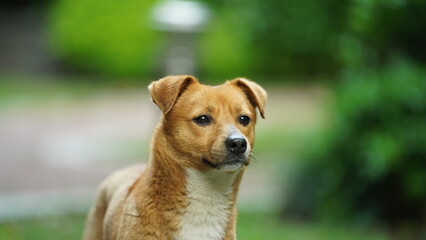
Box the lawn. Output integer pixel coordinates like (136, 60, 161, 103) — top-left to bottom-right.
(0, 211, 388, 240)
(238, 211, 388, 240)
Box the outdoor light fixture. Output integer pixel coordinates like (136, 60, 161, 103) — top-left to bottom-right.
(150, 0, 210, 33)
(150, 0, 210, 75)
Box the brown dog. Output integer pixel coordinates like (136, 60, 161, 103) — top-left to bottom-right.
(82, 75, 267, 240)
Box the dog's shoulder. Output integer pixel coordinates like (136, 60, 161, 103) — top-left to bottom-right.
(84, 164, 147, 240)
(98, 164, 146, 239)
(100, 164, 146, 202)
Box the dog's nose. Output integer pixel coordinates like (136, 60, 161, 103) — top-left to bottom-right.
(225, 134, 247, 155)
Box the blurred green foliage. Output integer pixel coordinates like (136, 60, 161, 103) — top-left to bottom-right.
(48, 0, 345, 78)
(338, 0, 426, 71)
(202, 0, 347, 77)
(48, 0, 161, 76)
(283, 61, 426, 233)
(48, 0, 426, 79)
(198, 10, 255, 79)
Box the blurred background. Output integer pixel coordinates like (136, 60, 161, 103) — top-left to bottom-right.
(0, 0, 425, 239)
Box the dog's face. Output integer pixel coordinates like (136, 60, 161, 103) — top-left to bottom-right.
(149, 76, 266, 172)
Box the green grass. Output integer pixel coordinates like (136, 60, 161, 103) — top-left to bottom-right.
(0, 74, 151, 107)
(238, 211, 388, 240)
(0, 214, 86, 240)
(0, 211, 388, 240)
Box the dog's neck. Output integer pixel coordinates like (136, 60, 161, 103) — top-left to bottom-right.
(177, 168, 242, 240)
(146, 124, 244, 240)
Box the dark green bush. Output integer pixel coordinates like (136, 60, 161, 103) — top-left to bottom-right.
(198, 10, 255, 80)
(48, 0, 347, 79)
(202, 0, 348, 78)
(48, 0, 426, 80)
(337, 0, 426, 72)
(283, 61, 426, 229)
(48, 0, 160, 77)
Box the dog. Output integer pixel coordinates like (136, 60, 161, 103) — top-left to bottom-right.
(82, 75, 267, 240)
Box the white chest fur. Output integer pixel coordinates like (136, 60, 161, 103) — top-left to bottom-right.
(175, 168, 237, 240)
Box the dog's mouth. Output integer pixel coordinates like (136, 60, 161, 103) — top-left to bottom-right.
(202, 157, 249, 170)
(202, 158, 219, 168)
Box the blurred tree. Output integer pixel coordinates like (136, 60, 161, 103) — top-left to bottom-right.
(279, 0, 426, 235)
(49, 0, 351, 79)
(241, 0, 348, 76)
(283, 61, 426, 233)
(48, 0, 426, 80)
(198, 9, 257, 80)
(201, 0, 349, 78)
(339, 0, 426, 70)
(48, 0, 160, 77)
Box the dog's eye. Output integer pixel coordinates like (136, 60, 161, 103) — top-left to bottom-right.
(193, 115, 211, 126)
(239, 115, 251, 126)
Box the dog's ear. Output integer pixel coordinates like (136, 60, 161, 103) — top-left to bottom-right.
(231, 78, 267, 119)
(148, 75, 198, 115)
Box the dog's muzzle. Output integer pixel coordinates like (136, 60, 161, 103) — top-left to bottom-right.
(202, 133, 250, 170)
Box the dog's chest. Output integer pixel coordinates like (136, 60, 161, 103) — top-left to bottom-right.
(175, 169, 236, 240)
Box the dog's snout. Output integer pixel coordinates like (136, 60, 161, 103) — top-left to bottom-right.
(225, 134, 247, 155)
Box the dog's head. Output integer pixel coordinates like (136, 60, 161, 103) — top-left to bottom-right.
(149, 75, 266, 172)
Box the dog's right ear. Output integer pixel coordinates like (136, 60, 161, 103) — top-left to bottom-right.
(148, 75, 198, 115)
(230, 78, 267, 119)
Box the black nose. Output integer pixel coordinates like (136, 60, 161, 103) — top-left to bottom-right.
(225, 134, 247, 155)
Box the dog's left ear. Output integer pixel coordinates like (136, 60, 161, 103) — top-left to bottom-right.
(231, 78, 267, 119)
(148, 75, 198, 115)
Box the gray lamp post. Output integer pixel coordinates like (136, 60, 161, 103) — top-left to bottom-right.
(150, 0, 210, 75)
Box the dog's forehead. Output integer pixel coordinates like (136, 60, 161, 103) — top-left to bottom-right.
(176, 83, 253, 113)
(191, 84, 247, 103)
